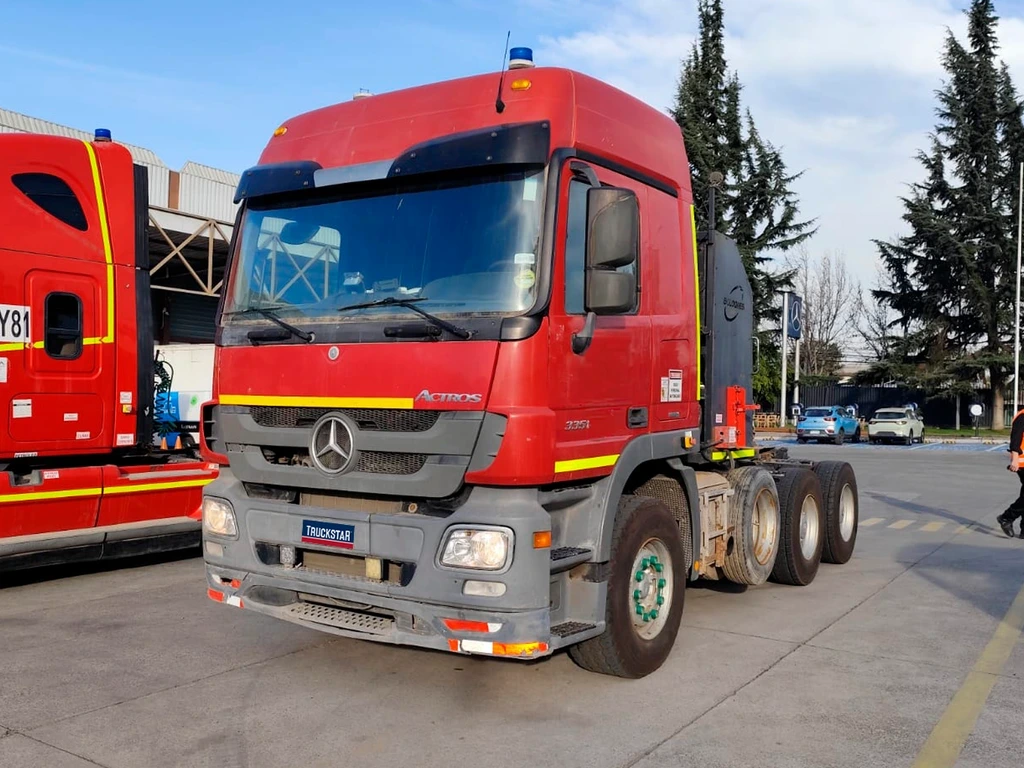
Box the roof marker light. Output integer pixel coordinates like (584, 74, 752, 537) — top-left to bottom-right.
(509, 47, 534, 70)
(94, 128, 112, 142)
(510, 78, 532, 91)
(273, 125, 288, 137)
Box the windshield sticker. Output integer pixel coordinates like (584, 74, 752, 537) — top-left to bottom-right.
(514, 253, 536, 265)
(514, 269, 536, 289)
(0, 304, 30, 343)
(522, 176, 540, 202)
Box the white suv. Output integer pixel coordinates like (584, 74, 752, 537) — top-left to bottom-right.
(867, 406, 925, 445)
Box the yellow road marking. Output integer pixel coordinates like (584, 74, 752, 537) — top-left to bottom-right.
(921, 521, 946, 532)
(953, 524, 973, 535)
(888, 520, 914, 529)
(911, 582, 1024, 767)
(219, 394, 414, 409)
(554, 454, 619, 474)
(860, 517, 885, 527)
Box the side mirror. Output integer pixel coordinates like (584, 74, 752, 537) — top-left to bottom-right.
(584, 187, 639, 314)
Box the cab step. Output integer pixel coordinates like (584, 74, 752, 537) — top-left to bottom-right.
(551, 621, 598, 638)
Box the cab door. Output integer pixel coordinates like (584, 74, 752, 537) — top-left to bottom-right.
(8, 269, 108, 455)
(547, 160, 652, 479)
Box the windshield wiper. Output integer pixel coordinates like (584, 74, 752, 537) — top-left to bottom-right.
(338, 296, 472, 340)
(226, 306, 314, 343)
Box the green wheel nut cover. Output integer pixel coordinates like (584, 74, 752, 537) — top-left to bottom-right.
(635, 604, 644, 616)
(633, 589, 642, 600)
(658, 578, 666, 588)
(635, 570, 644, 582)
(649, 609, 658, 619)
(654, 562, 664, 572)
(657, 595, 665, 605)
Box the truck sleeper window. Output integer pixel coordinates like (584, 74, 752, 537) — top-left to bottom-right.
(225, 170, 544, 322)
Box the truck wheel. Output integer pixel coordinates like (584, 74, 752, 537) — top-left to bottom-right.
(812, 461, 858, 564)
(770, 468, 824, 586)
(568, 496, 685, 678)
(722, 467, 780, 585)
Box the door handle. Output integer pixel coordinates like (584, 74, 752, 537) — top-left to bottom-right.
(628, 407, 648, 429)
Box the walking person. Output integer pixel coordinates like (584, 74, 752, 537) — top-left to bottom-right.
(997, 407, 1024, 538)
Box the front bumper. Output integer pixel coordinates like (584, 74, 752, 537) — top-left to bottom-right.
(202, 468, 559, 658)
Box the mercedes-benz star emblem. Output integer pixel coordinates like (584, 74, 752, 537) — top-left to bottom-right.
(310, 413, 355, 475)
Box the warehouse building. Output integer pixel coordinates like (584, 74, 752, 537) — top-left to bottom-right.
(1, 108, 239, 347)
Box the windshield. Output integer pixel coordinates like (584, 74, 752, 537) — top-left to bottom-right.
(805, 408, 832, 418)
(223, 169, 545, 323)
(874, 411, 906, 420)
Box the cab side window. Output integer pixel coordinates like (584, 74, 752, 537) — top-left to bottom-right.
(564, 178, 639, 314)
(564, 180, 589, 314)
(45, 292, 83, 359)
(12, 173, 89, 232)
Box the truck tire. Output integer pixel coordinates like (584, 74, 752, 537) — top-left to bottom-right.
(568, 495, 685, 678)
(722, 467, 780, 585)
(813, 461, 858, 565)
(770, 468, 824, 586)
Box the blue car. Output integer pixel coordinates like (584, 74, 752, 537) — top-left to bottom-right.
(797, 405, 861, 444)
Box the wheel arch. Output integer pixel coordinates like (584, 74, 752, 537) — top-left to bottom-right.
(584, 432, 702, 574)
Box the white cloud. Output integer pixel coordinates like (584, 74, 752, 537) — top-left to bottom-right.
(533, 0, 1024, 284)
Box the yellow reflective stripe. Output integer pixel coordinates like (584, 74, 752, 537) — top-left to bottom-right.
(0, 478, 213, 504)
(82, 141, 115, 344)
(219, 394, 414, 409)
(0, 487, 102, 504)
(691, 204, 701, 401)
(554, 454, 619, 474)
(0, 342, 26, 352)
(710, 448, 757, 461)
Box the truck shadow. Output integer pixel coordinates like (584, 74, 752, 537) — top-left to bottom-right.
(0, 548, 200, 589)
(895, 540, 1024, 622)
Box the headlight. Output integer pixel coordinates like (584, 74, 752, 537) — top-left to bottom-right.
(203, 497, 237, 538)
(440, 528, 512, 570)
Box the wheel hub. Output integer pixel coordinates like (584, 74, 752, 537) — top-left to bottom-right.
(798, 494, 821, 560)
(630, 539, 672, 639)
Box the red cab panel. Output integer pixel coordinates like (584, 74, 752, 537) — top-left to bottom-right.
(0, 465, 102, 538)
(97, 462, 219, 528)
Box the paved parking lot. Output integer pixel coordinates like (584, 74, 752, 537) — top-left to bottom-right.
(2, 446, 1022, 768)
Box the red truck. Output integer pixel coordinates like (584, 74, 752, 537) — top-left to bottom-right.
(201, 51, 859, 677)
(0, 130, 218, 571)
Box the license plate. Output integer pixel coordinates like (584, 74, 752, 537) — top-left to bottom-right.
(809, 430, 821, 435)
(301, 519, 356, 550)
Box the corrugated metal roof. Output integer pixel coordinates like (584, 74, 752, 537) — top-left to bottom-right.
(0, 107, 167, 167)
(180, 161, 239, 185)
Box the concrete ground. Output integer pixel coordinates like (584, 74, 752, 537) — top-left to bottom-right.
(1, 446, 1022, 768)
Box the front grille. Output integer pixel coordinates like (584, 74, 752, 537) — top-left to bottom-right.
(249, 406, 440, 432)
(357, 451, 427, 475)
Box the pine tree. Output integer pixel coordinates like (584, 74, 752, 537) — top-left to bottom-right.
(672, 0, 814, 319)
(672, 0, 815, 404)
(874, 0, 1024, 427)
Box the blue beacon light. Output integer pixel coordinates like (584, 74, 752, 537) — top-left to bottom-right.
(509, 47, 535, 70)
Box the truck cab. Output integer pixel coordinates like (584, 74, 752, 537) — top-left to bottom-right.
(0, 132, 217, 569)
(202, 60, 859, 677)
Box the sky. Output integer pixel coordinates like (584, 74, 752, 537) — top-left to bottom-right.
(4, 0, 1024, 286)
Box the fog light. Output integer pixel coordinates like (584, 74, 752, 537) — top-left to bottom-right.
(205, 541, 223, 558)
(279, 544, 297, 567)
(440, 528, 512, 570)
(202, 497, 237, 537)
(463, 580, 507, 597)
